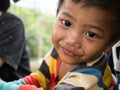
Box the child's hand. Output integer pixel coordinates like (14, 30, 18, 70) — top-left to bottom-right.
(0, 59, 4, 67)
(20, 85, 44, 90)
(39, 87, 43, 90)
(107, 87, 113, 90)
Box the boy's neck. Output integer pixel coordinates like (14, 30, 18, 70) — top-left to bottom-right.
(87, 53, 105, 67)
(58, 61, 78, 81)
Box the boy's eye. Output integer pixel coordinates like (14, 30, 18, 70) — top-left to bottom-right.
(62, 20, 71, 27)
(86, 31, 98, 38)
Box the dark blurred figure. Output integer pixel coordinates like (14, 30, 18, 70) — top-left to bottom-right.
(0, 0, 31, 82)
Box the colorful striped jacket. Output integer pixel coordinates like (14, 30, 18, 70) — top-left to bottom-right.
(0, 48, 115, 90)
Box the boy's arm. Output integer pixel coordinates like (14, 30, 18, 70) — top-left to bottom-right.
(0, 74, 43, 90)
(0, 79, 25, 90)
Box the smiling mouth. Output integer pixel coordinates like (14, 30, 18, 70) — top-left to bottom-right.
(61, 47, 77, 57)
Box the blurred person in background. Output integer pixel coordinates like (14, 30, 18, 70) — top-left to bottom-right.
(108, 41, 120, 90)
(0, 0, 31, 82)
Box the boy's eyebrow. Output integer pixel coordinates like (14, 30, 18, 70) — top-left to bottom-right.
(87, 25, 104, 32)
(62, 12, 77, 21)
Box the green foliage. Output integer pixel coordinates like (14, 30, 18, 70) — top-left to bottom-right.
(9, 6, 55, 58)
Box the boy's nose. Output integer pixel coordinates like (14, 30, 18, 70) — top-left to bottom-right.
(65, 31, 82, 48)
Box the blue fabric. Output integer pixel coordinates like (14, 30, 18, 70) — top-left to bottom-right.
(0, 79, 26, 90)
(113, 84, 119, 90)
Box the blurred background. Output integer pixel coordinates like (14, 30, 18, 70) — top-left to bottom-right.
(9, 0, 58, 71)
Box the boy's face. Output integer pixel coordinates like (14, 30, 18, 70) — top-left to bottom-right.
(52, 0, 114, 65)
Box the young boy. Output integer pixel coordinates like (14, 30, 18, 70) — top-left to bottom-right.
(0, 0, 120, 90)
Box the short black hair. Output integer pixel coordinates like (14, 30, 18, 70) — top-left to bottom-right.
(0, 0, 10, 12)
(57, 0, 120, 42)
